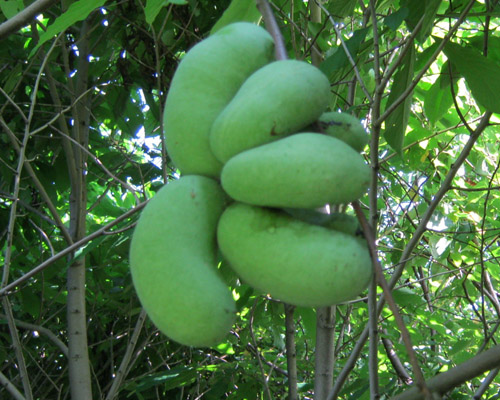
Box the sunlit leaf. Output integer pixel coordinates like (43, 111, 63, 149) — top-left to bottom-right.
(383, 44, 415, 154)
(210, 0, 261, 34)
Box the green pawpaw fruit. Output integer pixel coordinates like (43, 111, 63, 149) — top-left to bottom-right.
(221, 133, 370, 208)
(318, 111, 369, 152)
(163, 22, 274, 178)
(210, 60, 331, 163)
(283, 208, 362, 237)
(217, 203, 372, 307)
(130, 175, 235, 347)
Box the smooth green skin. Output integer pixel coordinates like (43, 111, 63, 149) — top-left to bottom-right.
(209, 60, 331, 163)
(163, 22, 274, 178)
(217, 203, 373, 307)
(318, 112, 369, 152)
(283, 209, 362, 236)
(221, 133, 371, 208)
(129, 176, 236, 347)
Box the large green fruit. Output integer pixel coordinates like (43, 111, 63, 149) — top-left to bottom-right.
(217, 203, 372, 307)
(318, 112, 369, 152)
(210, 60, 331, 163)
(129, 176, 236, 347)
(221, 133, 370, 208)
(163, 22, 274, 178)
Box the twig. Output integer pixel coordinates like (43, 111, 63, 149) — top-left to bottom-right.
(0, 200, 148, 297)
(255, 0, 288, 60)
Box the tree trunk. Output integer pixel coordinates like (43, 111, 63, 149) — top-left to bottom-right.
(66, 20, 93, 400)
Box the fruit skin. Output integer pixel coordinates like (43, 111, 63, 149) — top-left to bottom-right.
(163, 22, 274, 178)
(220, 133, 370, 208)
(209, 60, 331, 163)
(129, 176, 235, 347)
(283, 209, 362, 236)
(318, 111, 369, 152)
(217, 203, 372, 307)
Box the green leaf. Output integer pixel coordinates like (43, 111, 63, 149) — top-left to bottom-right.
(384, 7, 409, 32)
(326, 0, 358, 18)
(443, 41, 500, 113)
(320, 27, 369, 81)
(30, 0, 107, 56)
(383, 44, 415, 154)
(144, 0, 187, 25)
(424, 61, 459, 125)
(210, 0, 261, 34)
(0, 0, 23, 19)
(401, 0, 442, 42)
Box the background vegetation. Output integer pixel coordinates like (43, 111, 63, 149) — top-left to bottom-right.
(1, 0, 499, 399)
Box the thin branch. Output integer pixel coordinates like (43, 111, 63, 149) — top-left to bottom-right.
(255, 0, 288, 60)
(105, 309, 147, 400)
(0, 0, 58, 41)
(0, 313, 68, 357)
(390, 345, 500, 400)
(327, 112, 491, 400)
(0, 200, 148, 297)
(353, 201, 431, 399)
(0, 370, 26, 400)
(473, 367, 499, 399)
(284, 304, 298, 400)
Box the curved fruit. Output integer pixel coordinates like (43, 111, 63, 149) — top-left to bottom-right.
(210, 60, 331, 163)
(221, 133, 370, 208)
(163, 22, 274, 178)
(318, 111, 369, 152)
(217, 203, 372, 307)
(129, 176, 235, 347)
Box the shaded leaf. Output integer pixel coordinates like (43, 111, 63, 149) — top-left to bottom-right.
(145, 0, 187, 25)
(444, 41, 500, 113)
(384, 7, 409, 31)
(326, 0, 358, 18)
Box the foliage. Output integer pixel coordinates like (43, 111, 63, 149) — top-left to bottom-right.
(0, 0, 499, 399)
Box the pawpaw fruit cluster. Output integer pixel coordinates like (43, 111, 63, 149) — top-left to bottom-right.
(130, 22, 372, 348)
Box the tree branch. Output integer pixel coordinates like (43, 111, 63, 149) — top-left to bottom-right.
(0, 0, 59, 41)
(390, 345, 500, 400)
